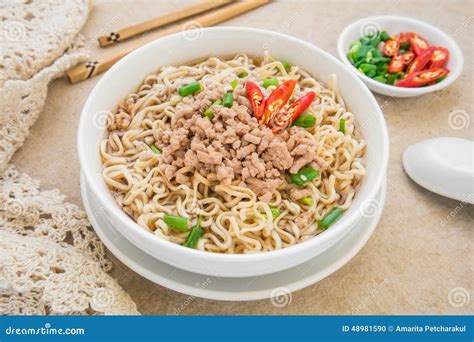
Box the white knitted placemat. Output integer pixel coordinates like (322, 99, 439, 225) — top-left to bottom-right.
(0, 0, 139, 315)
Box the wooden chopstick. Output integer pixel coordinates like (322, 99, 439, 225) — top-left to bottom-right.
(66, 0, 271, 84)
(97, 0, 232, 47)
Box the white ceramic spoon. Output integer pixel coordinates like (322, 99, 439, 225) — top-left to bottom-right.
(403, 137, 474, 204)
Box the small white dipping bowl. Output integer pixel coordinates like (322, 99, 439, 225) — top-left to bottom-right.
(337, 16, 464, 97)
(78, 27, 389, 277)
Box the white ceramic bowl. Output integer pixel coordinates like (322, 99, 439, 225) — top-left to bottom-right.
(78, 27, 389, 277)
(337, 15, 464, 97)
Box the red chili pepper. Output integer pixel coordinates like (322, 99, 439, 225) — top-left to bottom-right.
(428, 47, 449, 68)
(387, 55, 405, 73)
(395, 68, 449, 88)
(399, 32, 411, 46)
(246, 81, 265, 119)
(383, 36, 400, 57)
(409, 33, 430, 55)
(262, 80, 296, 124)
(268, 92, 316, 133)
(406, 46, 435, 75)
(400, 51, 415, 64)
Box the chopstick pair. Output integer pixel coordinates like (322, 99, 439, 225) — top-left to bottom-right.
(66, 0, 271, 84)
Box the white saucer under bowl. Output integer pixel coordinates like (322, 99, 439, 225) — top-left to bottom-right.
(81, 174, 386, 301)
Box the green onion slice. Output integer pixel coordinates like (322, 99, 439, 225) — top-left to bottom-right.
(339, 118, 346, 134)
(229, 80, 238, 89)
(289, 167, 320, 186)
(319, 207, 344, 230)
(183, 226, 204, 249)
(178, 82, 201, 97)
(149, 145, 161, 154)
(291, 114, 316, 128)
(262, 78, 279, 89)
(163, 215, 189, 232)
(223, 92, 233, 108)
(204, 99, 222, 119)
(237, 72, 248, 78)
(299, 196, 314, 206)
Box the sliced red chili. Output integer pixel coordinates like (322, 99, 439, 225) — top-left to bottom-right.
(399, 32, 411, 46)
(268, 92, 316, 133)
(409, 33, 430, 55)
(245, 81, 265, 119)
(406, 46, 435, 75)
(262, 79, 296, 124)
(428, 47, 449, 68)
(387, 55, 405, 73)
(400, 51, 415, 64)
(383, 36, 400, 57)
(395, 68, 449, 88)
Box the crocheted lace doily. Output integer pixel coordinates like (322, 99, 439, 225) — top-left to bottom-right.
(0, 0, 139, 315)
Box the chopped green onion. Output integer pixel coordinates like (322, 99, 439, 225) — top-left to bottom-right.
(163, 215, 189, 232)
(178, 82, 201, 97)
(319, 207, 343, 230)
(291, 114, 316, 128)
(149, 144, 161, 154)
(435, 75, 447, 84)
(262, 207, 281, 220)
(203, 99, 222, 119)
(183, 226, 204, 249)
(379, 31, 390, 42)
(223, 92, 233, 108)
(229, 80, 238, 89)
(299, 196, 313, 206)
(347, 53, 355, 64)
(237, 72, 248, 78)
(281, 61, 291, 72)
(348, 41, 362, 62)
(377, 63, 388, 75)
(289, 167, 320, 186)
(373, 75, 387, 83)
(359, 63, 377, 73)
(361, 34, 381, 47)
(262, 78, 279, 89)
(270, 207, 281, 219)
(354, 45, 371, 61)
(398, 49, 407, 55)
(339, 118, 346, 133)
(365, 48, 381, 63)
(386, 72, 404, 85)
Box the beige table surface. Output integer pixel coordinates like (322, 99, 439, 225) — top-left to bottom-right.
(12, 0, 473, 315)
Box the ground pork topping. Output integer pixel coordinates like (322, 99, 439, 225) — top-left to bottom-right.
(155, 92, 322, 198)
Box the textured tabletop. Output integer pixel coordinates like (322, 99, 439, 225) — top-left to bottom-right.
(13, 0, 473, 314)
